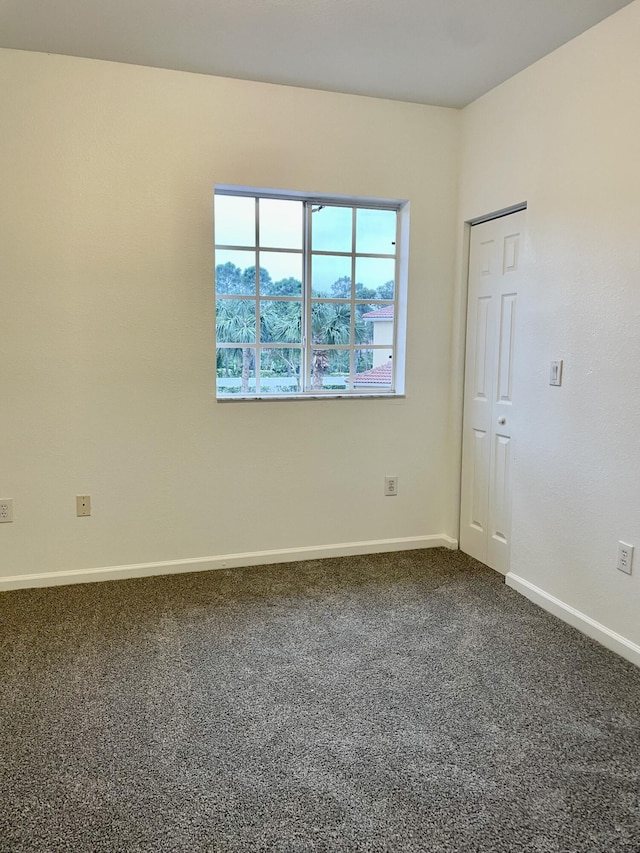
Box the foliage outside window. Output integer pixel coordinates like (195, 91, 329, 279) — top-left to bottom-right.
(215, 189, 404, 398)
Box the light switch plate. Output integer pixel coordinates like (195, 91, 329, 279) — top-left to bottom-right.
(550, 360, 563, 386)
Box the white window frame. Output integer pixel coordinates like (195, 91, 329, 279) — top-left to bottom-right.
(214, 185, 409, 400)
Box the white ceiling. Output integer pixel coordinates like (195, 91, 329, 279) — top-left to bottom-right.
(0, 0, 633, 108)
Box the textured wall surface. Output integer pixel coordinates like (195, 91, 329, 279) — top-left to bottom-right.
(0, 49, 461, 580)
(458, 1, 640, 646)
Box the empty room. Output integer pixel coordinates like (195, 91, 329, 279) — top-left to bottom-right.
(1, 1, 639, 850)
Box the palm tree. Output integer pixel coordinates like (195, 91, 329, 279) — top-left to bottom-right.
(310, 303, 351, 390)
(215, 300, 256, 393)
(217, 275, 369, 393)
(265, 300, 362, 390)
(262, 301, 303, 391)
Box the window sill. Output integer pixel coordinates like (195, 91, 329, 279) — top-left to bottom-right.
(216, 393, 406, 403)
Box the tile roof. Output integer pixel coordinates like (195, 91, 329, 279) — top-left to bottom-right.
(361, 305, 394, 320)
(353, 361, 393, 385)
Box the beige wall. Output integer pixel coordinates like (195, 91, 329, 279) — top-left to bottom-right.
(458, 0, 640, 647)
(0, 49, 461, 581)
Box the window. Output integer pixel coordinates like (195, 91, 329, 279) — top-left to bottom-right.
(214, 187, 407, 399)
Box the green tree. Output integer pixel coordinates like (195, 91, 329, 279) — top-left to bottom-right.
(215, 262, 243, 294)
(242, 265, 271, 294)
(330, 277, 351, 298)
(329, 277, 393, 300)
(262, 276, 302, 296)
(265, 297, 363, 390)
(376, 280, 394, 300)
(355, 283, 377, 300)
(310, 303, 352, 389)
(215, 265, 276, 393)
(215, 263, 274, 296)
(215, 300, 256, 393)
(217, 268, 373, 393)
(261, 301, 302, 390)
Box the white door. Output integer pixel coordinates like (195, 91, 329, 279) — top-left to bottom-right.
(460, 210, 525, 574)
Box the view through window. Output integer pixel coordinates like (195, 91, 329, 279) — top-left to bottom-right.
(215, 189, 404, 398)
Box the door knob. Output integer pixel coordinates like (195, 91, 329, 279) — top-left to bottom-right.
(498, 416, 506, 425)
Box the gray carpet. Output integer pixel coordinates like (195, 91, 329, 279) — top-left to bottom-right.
(1, 549, 639, 852)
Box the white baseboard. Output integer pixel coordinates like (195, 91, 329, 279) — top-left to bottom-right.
(506, 572, 640, 669)
(0, 534, 458, 592)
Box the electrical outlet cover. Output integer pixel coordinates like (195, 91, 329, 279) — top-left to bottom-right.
(0, 499, 13, 523)
(384, 476, 398, 496)
(76, 495, 91, 517)
(617, 541, 633, 575)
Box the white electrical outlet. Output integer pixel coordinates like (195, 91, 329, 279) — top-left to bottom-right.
(0, 499, 13, 523)
(384, 476, 398, 497)
(617, 541, 633, 575)
(76, 495, 91, 517)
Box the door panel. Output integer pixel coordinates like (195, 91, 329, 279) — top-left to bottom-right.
(470, 429, 489, 533)
(503, 232, 520, 273)
(491, 436, 510, 543)
(473, 296, 491, 400)
(497, 293, 516, 403)
(460, 210, 525, 573)
(480, 239, 494, 275)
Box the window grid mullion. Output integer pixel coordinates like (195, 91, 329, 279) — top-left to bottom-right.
(215, 191, 401, 398)
(254, 197, 261, 393)
(216, 244, 304, 255)
(390, 213, 400, 393)
(349, 207, 357, 390)
(309, 250, 395, 260)
(304, 202, 312, 393)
